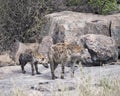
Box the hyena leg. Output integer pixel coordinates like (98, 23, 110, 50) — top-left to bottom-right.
(70, 64, 75, 78)
(61, 63, 65, 79)
(31, 63, 35, 75)
(34, 61, 41, 74)
(21, 65, 26, 74)
(70, 60, 75, 78)
(50, 61, 58, 79)
(20, 61, 26, 74)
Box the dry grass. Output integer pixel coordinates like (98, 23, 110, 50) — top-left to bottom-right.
(51, 77, 120, 96)
(1, 78, 120, 96)
(50, 66, 120, 96)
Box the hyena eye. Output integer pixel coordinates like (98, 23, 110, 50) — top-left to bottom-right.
(42, 58, 44, 61)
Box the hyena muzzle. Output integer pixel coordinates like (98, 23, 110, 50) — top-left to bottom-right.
(19, 50, 49, 75)
(48, 42, 82, 79)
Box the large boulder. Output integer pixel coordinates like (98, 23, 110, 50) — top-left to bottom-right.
(41, 11, 120, 56)
(78, 34, 118, 66)
(41, 11, 120, 43)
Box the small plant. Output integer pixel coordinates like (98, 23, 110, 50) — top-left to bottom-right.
(88, 0, 119, 14)
(10, 89, 27, 96)
(99, 78, 111, 89)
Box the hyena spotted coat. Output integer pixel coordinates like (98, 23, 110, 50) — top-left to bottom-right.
(19, 50, 48, 75)
(48, 42, 82, 79)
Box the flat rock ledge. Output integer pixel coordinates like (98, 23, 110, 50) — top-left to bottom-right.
(0, 61, 120, 96)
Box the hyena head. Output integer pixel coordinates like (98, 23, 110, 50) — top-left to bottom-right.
(33, 52, 49, 68)
(65, 43, 83, 67)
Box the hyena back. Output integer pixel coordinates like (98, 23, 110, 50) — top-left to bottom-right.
(48, 42, 82, 79)
(19, 50, 48, 75)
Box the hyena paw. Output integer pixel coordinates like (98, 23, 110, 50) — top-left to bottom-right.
(61, 76, 64, 79)
(52, 76, 58, 80)
(32, 73, 35, 76)
(36, 72, 41, 74)
(22, 71, 26, 74)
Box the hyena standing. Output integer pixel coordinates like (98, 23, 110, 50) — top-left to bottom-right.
(48, 42, 82, 79)
(19, 49, 49, 75)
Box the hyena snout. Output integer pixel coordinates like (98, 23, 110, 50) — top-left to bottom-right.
(37, 57, 49, 68)
(43, 63, 49, 68)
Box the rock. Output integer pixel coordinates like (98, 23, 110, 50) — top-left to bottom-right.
(111, 17, 120, 47)
(41, 11, 120, 58)
(111, 17, 120, 58)
(83, 20, 110, 36)
(1, 64, 120, 96)
(0, 52, 15, 67)
(78, 34, 118, 66)
(41, 11, 120, 44)
(38, 36, 53, 57)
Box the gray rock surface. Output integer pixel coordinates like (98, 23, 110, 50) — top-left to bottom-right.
(38, 36, 53, 57)
(0, 52, 15, 67)
(78, 34, 118, 66)
(41, 11, 120, 44)
(111, 16, 120, 47)
(111, 17, 120, 57)
(41, 11, 120, 58)
(0, 61, 120, 96)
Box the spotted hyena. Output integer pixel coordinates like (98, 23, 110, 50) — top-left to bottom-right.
(48, 42, 82, 79)
(19, 50, 49, 75)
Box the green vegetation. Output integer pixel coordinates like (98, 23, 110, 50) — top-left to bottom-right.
(66, 0, 82, 6)
(66, 0, 120, 14)
(88, 0, 119, 14)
